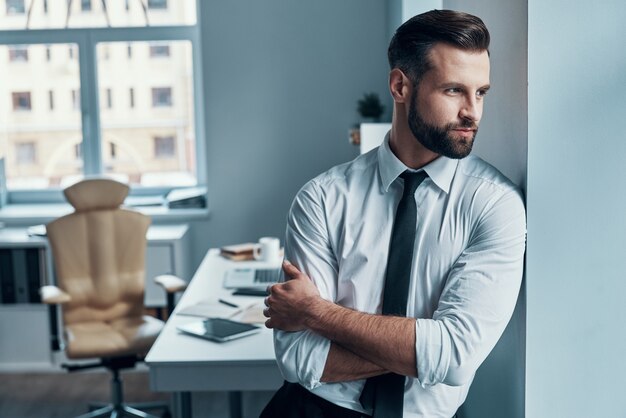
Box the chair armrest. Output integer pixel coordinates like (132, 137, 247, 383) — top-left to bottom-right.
(40, 285, 71, 304)
(154, 274, 187, 294)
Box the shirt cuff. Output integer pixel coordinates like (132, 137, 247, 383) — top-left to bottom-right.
(414, 318, 451, 387)
(275, 329, 331, 390)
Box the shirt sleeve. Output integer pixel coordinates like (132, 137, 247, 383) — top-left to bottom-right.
(273, 179, 338, 390)
(414, 188, 527, 387)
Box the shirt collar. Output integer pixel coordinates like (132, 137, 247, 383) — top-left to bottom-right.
(377, 132, 458, 194)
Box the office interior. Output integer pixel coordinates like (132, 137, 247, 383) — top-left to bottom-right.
(1, 0, 625, 417)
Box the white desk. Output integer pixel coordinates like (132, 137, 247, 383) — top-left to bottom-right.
(146, 249, 284, 417)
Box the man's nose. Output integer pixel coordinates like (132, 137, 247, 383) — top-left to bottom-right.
(459, 97, 481, 122)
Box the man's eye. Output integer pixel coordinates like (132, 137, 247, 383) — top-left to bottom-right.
(477, 89, 489, 98)
(445, 88, 461, 94)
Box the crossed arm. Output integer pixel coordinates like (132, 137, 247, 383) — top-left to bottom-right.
(269, 180, 526, 389)
(264, 261, 417, 381)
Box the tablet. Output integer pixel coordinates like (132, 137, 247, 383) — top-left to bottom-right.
(177, 318, 261, 342)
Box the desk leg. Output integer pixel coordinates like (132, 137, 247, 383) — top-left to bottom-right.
(228, 391, 242, 418)
(178, 391, 192, 418)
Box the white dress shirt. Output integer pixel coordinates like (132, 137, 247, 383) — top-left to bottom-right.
(274, 134, 526, 418)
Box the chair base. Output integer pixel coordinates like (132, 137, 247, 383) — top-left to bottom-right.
(87, 402, 171, 418)
(77, 404, 163, 418)
(66, 356, 170, 418)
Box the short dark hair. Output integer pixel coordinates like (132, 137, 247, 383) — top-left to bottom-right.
(388, 9, 490, 85)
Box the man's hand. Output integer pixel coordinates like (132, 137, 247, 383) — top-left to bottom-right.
(263, 260, 323, 331)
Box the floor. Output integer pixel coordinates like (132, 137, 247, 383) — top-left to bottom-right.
(0, 369, 274, 418)
(0, 370, 171, 418)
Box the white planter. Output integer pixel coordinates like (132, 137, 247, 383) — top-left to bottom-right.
(360, 123, 391, 154)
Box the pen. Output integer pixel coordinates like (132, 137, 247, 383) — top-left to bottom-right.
(218, 298, 239, 308)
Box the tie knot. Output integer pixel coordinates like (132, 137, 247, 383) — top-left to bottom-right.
(400, 170, 428, 195)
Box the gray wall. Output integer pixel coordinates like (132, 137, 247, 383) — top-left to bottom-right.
(190, 2, 530, 416)
(385, 0, 529, 416)
(189, 0, 390, 265)
(526, 1, 626, 416)
(438, 2, 528, 417)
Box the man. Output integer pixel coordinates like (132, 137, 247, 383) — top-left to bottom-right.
(262, 9, 526, 418)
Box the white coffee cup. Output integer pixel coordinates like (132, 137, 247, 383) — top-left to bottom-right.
(253, 237, 281, 263)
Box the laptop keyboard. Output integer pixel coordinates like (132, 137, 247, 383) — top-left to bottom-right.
(253, 268, 281, 284)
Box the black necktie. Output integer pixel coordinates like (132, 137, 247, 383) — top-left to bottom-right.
(360, 170, 428, 418)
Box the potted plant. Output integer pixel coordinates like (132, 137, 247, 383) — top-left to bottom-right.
(357, 92, 385, 122)
(351, 92, 391, 154)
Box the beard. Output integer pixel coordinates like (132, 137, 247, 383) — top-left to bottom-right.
(407, 91, 478, 159)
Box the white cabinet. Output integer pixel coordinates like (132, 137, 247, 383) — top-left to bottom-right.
(144, 224, 191, 307)
(0, 304, 52, 370)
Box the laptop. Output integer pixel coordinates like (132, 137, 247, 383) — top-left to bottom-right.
(222, 267, 282, 290)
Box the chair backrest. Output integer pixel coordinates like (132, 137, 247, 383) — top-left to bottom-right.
(47, 179, 151, 326)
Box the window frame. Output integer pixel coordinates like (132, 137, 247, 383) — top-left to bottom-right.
(153, 135, 176, 159)
(11, 91, 32, 111)
(0, 17, 206, 205)
(8, 45, 28, 61)
(15, 141, 37, 165)
(6, 0, 25, 15)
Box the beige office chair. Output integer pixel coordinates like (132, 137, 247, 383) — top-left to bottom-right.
(40, 178, 185, 418)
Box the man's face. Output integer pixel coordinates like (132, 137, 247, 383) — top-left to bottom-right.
(408, 43, 490, 159)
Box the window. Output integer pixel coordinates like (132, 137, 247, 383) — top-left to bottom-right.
(0, 8, 202, 197)
(149, 43, 170, 57)
(8, 46, 28, 62)
(151, 87, 172, 107)
(148, 0, 167, 10)
(105, 88, 112, 109)
(12, 92, 31, 111)
(6, 0, 25, 15)
(16, 142, 36, 165)
(1, 0, 195, 29)
(154, 136, 175, 158)
(71, 89, 80, 110)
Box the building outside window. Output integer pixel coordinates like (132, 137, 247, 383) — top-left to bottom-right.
(12, 92, 31, 111)
(8, 46, 28, 61)
(6, 0, 25, 15)
(0, 1, 201, 195)
(148, 0, 167, 10)
(16, 142, 36, 165)
(71, 89, 80, 110)
(151, 87, 172, 107)
(154, 136, 175, 158)
(105, 88, 112, 109)
(149, 42, 170, 57)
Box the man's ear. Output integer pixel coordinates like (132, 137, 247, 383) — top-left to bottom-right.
(389, 68, 412, 104)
